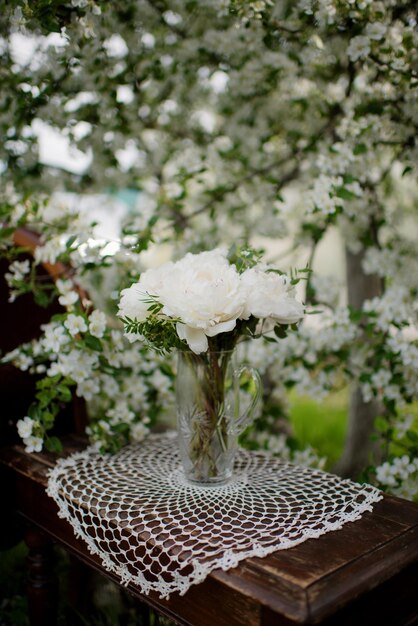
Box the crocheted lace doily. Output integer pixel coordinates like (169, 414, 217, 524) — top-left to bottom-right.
(47, 433, 382, 599)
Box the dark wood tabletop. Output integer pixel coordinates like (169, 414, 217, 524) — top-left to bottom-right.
(1, 437, 418, 626)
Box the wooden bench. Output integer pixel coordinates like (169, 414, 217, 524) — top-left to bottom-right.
(1, 437, 418, 626)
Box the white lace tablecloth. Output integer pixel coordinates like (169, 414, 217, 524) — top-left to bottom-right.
(47, 432, 383, 599)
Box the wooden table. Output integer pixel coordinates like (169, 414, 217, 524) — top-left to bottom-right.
(1, 437, 418, 626)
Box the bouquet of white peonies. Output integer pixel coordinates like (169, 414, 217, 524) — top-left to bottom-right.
(118, 247, 305, 355)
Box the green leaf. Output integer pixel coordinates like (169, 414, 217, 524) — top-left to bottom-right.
(36, 391, 53, 408)
(353, 143, 367, 155)
(274, 325, 288, 339)
(56, 385, 72, 402)
(374, 416, 389, 433)
(42, 412, 55, 429)
(335, 187, 357, 201)
(45, 437, 63, 454)
(84, 335, 103, 352)
(0, 226, 15, 239)
(349, 309, 363, 322)
(38, 374, 60, 388)
(266, 268, 285, 275)
(406, 430, 418, 443)
(34, 289, 50, 307)
(65, 235, 78, 249)
(355, 100, 384, 116)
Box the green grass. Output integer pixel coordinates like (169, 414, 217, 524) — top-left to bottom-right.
(288, 389, 348, 469)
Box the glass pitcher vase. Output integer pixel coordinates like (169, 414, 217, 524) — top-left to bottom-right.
(176, 348, 262, 485)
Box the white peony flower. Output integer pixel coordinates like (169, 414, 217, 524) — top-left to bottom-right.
(240, 267, 304, 324)
(119, 249, 246, 354)
(118, 262, 174, 323)
(161, 250, 245, 353)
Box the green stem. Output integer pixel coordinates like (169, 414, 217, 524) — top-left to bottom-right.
(183, 347, 234, 479)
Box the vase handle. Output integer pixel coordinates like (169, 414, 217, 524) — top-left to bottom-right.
(233, 365, 262, 434)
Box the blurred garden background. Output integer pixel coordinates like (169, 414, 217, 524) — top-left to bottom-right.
(0, 0, 417, 623)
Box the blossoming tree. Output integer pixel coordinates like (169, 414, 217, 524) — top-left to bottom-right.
(1, 0, 417, 497)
